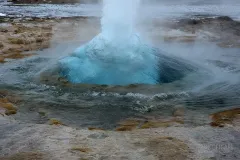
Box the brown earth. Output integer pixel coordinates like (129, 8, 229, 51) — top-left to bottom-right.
(0, 16, 99, 63)
(1, 15, 239, 64)
(0, 90, 21, 116)
(210, 108, 240, 127)
(0, 18, 54, 63)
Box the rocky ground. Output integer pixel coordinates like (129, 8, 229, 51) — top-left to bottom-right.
(0, 106, 239, 160)
(0, 16, 240, 159)
(0, 17, 53, 63)
(165, 16, 240, 48)
(0, 16, 99, 63)
(1, 15, 240, 63)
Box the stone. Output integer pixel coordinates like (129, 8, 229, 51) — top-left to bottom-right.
(5, 110, 17, 115)
(49, 118, 63, 125)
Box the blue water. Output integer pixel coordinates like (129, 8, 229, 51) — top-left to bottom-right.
(59, 33, 159, 85)
(59, 0, 160, 85)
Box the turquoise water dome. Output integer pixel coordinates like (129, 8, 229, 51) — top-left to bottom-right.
(59, 0, 159, 85)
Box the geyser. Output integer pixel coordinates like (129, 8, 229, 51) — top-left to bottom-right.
(59, 0, 159, 85)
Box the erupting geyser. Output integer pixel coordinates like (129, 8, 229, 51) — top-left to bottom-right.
(59, 0, 159, 85)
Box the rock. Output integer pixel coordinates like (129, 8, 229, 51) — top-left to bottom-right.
(36, 37, 44, 43)
(5, 110, 17, 115)
(49, 118, 63, 125)
(210, 108, 240, 127)
(166, 16, 240, 47)
(57, 77, 69, 84)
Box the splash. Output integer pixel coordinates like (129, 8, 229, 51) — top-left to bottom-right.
(59, 0, 159, 85)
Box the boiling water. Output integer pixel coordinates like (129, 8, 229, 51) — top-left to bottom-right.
(59, 0, 160, 85)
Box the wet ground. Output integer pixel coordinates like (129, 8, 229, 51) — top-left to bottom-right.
(0, 1, 240, 160)
(0, 15, 239, 129)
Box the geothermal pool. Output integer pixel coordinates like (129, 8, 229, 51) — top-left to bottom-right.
(0, 0, 240, 129)
(59, 0, 161, 85)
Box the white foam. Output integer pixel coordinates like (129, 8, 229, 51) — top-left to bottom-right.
(0, 13, 6, 16)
